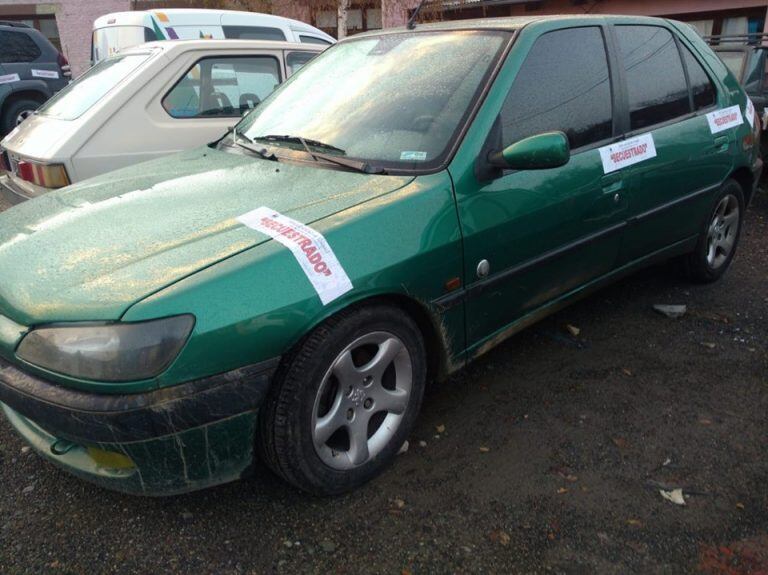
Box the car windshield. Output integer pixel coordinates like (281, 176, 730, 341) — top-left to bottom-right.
(238, 30, 510, 171)
(38, 53, 152, 121)
(717, 50, 746, 79)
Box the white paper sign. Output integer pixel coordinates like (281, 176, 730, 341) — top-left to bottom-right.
(0, 74, 20, 85)
(599, 133, 657, 174)
(31, 69, 59, 79)
(745, 98, 755, 129)
(706, 105, 744, 134)
(238, 207, 353, 305)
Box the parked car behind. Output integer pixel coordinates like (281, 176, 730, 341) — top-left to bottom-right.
(0, 15, 761, 497)
(707, 35, 768, 130)
(0, 39, 323, 204)
(92, 9, 334, 63)
(0, 21, 70, 136)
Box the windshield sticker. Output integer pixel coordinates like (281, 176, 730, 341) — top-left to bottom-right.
(31, 69, 59, 79)
(400, 151, 427, 161)
(706, 105, 744, 134)
(599, 133, 657, 174)
(0, 74, 20, 85)
(238, 207, 353, 305)
(745, 98, 755, 129)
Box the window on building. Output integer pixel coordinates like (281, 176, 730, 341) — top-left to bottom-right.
(0, 30, 41, 63)
(500, 27, 613, 150)
(616, 26, 690, 131)
(163, 56, 281, 118)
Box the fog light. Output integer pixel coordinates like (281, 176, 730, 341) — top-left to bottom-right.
(87, 447, 135, 470)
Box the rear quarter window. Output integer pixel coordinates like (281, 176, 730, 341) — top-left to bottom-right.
(0, 30, 41, 63)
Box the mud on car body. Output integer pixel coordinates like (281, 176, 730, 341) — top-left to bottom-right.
(0, 15, 761, 496)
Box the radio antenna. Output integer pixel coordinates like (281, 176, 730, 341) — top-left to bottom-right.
(407, 0, 428, 30)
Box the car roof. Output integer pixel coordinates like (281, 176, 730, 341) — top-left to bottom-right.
(352, 14, 676, 37)
(120, 38, 325, 55)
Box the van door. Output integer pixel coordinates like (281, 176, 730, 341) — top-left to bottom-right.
(454, 26, 628, 349)
(612, 25, 735, 263)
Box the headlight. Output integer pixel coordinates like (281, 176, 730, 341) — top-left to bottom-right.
(17, 315, 195, 382)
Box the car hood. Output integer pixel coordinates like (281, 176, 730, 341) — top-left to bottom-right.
(0, 147, 413, 325)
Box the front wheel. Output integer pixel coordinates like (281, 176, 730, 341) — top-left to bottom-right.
(682, 179, 744, 283)
(259, 304, 427, 495)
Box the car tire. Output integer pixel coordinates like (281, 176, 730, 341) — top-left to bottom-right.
(1, 98, 41, 134)
(682, 179, 745, 283)
(259, 303, 427, 495)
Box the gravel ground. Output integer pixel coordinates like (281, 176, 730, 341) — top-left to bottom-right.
(0, 189, 766, 575)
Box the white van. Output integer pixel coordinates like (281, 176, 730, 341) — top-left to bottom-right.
(0, 39, 324, 203)
(92, 9, 334, 63)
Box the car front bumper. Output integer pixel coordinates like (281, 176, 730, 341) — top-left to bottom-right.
(0, 356, 279, 495)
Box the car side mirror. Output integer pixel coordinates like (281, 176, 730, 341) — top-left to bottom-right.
(488, 131, 570, 170)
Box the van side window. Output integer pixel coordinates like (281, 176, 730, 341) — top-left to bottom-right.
(300, 35, 331, 45)
(681, 46, 716, 110)
(163, 56, 281, 118)
(287, 51, 318, 76)
(0, 30, 41, 63)
(500, 27, 613, 150)
(616, 26, 690, 130)
(222, 26, 286, 41)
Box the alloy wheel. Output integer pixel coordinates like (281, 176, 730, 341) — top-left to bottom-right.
(312, 331, 413, 470)
(706, 194, 739, 269)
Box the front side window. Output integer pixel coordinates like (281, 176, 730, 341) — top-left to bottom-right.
(163, 56, 281, 118)
(92, 26, 156, 63)
(39, 53, 151, 120)
(0, 30, 41, 63)
(238, 31, 510, 170)
(681, 46, 716, 110)
(499, 27, 613, 151)
(617, 26, 690, 131)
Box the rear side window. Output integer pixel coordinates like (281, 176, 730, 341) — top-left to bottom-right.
(0, 30, 41, 63)
(681, 46, 717, 110)
(286, 51, 317, 75)
(163, 56, 281, 118)
(500, 27, 613, 150)
(39, 53, 150, 120)
(300, 35, 331, 45)
(222, 26, 286, 41)
(616, 26, 690, 131)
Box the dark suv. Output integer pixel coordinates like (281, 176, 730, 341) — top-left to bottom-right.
(0, 21, 70, 136)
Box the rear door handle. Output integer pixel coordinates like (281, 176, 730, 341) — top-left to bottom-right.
(601, 174, 623, 195)
(714, 136, 729, 152)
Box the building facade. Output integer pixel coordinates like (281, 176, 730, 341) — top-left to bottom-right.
(0, 0, 767, 76)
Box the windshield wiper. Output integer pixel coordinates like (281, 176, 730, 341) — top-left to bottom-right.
(253, 134, 387, 175)
(229, 130, 277, 162)
(254, 134, 347, 155)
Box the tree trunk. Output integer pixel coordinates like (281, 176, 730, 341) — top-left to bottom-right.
(337, 0, 350, 39)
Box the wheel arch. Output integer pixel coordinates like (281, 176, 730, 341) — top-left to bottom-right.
(728, 165, 755, 206)
(1, 89, 48, 121)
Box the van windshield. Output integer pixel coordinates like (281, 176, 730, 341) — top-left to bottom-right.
(38, 53, 151, 120)
(92, 26, 156, 63)
(238, 31, 510, 171)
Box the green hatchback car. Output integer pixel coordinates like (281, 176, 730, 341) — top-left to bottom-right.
(0, 15, 761, 496)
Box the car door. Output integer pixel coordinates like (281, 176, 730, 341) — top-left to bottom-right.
(453, 25, 628, 349)
(612, 24, 735, 263)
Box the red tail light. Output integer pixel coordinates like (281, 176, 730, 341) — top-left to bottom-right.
(58, 53, 71, 77)
(16, 160, 70, 189)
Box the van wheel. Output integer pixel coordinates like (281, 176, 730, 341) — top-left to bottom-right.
(682, 179, 744, 283)
(259, 304, 426, 495)
(1, 98, 41, 134)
